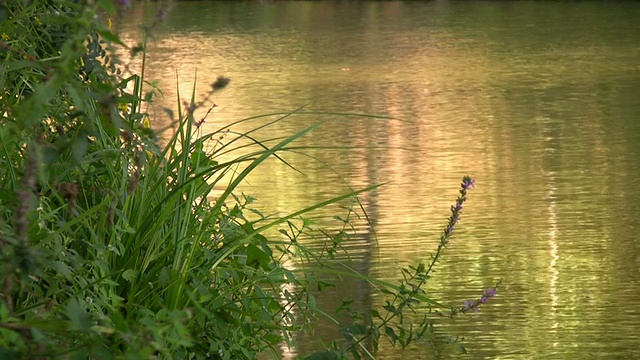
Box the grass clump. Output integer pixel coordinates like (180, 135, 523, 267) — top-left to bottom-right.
(0, 1, 497, 359)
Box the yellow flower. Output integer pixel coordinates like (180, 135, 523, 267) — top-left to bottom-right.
(119, 102, 131, 114)
(1, 33, 9, 41)
(142, 115, 151, 129)
(34, 16, 43, 26)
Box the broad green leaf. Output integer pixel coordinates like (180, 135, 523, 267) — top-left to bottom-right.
(246, 243, 270, 270)
(66, 298, 92, 332)
(122, 269, 138, 282)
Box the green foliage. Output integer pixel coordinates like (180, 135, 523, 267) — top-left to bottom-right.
(0, 1, 497, 359)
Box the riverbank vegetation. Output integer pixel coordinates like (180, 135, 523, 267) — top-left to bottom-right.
(0, 1, 496, 358)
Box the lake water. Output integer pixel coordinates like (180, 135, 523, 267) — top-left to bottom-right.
(120, 1, 640, 359)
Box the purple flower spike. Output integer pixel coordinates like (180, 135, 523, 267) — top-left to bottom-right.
(441, 176, 475, 245)
(483, 288, 497, 298)
(462, 286, 497, 313)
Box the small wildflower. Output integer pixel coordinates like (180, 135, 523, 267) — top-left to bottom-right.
(462, 177, 475, 190)
(462, 286, 497, 313)
(1, 33, 9, 41)
(34, 16, 43, 26)
(441, 176, 475, 242)
(118, 102, 131, 114)
(142, 115, 151, 129)
(463, 300, 478, 312)
(483, 287, 497, 297)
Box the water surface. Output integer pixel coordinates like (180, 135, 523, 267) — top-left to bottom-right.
(121, 2, 640, 358)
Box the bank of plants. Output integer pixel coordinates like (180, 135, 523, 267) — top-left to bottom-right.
(0, 1, 496, 359)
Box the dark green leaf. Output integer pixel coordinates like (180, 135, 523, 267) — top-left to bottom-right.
(317, 280, 335, 291)
(336, 299, 354, 314)
(246, 243, 270, 270)
(369, 309, 381, 319)
(96, 29, 125, 46)
(385, 326, 397, 345)
(278, 229, 290, 238)
(383, 303, 396, 314)
(380, 288, 394, 295)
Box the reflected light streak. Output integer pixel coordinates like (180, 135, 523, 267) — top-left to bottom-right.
(546, 169, 559, 350)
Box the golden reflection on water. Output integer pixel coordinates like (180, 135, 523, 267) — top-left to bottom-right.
(118, 1, 640, 358)
(544, 129, 560, 351)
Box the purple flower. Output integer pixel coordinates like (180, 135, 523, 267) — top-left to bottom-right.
(440, 176, 475, 244)
(462, 287, 497, 313)
(463, 300, 478, 312)
(462, 177, 475, 190)
(483, 288, 496, 298)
